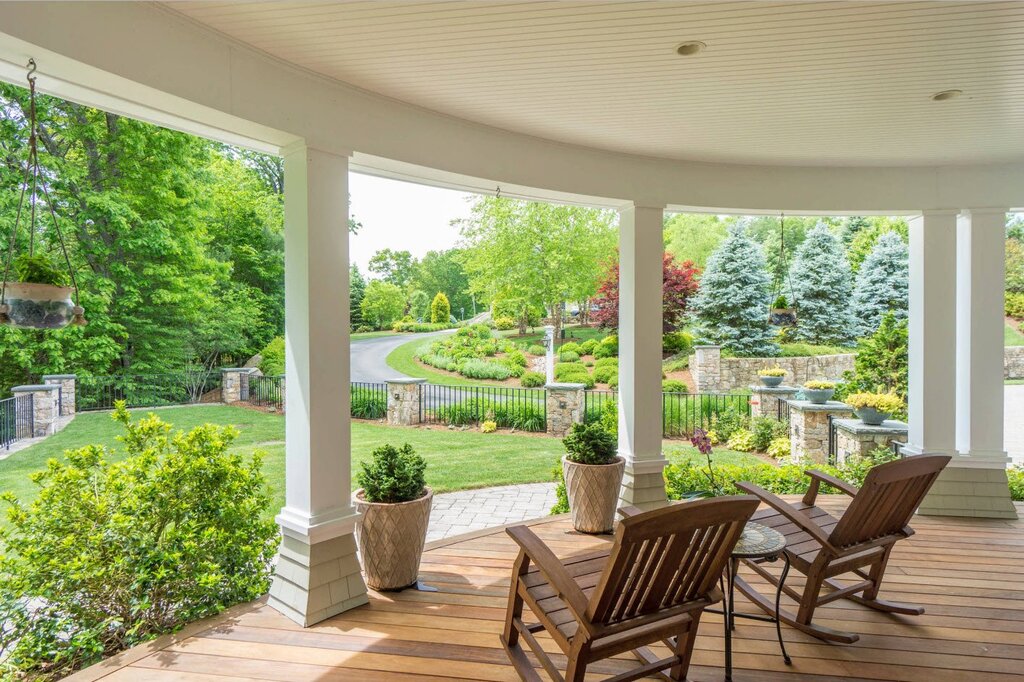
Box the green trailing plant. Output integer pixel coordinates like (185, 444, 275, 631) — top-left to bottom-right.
(356, 443, 427, 504)
(11, 253, 70, 287)
(0, 403, 278, 680)
(562, 422, 617, 465)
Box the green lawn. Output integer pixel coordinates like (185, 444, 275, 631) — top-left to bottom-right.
(0, 405, 764, 524)
(499, 325, 608, 346)
(1005, 321, 1024, 347)
(351, 329, 405, 340)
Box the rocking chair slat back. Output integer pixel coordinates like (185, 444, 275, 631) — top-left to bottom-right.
(828, 455, 950, 548)
(587, 496, 757, 625)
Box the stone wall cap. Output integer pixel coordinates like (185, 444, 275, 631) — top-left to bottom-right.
(750, 385, 799, 394)
(42, 374, 77, 380)
(221, 367, 257, 373)
(11, 384, 60, 392)
(786, 400, 854, 412)
(693, 345, 721, 350)
(546, 382, 586, 390)
(833, 418, 909, 435)
(387, 378, 427, 384)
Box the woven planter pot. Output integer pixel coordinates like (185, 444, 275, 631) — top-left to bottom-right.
(2, 282, 74, 329)
(562, 456, 625, 534)
(355, 487, 432, 591)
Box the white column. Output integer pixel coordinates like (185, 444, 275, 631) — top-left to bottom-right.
(617, 203, 668, 510)
(269, 143, 368, 626)
(903, 210, 958, 458)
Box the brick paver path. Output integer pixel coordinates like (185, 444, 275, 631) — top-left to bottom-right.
(427, 482, 557, 542)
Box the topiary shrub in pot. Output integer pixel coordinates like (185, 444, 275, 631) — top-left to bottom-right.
(757, 366, 787, 387)
(2, 253, 82, 329)
(561, 422, 624, 533)
(355, 443, 431, 590)
(802, 380, 836, 404)
(846, 392, 903, 426)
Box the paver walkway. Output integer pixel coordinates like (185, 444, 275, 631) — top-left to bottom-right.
(427, 481, 557, 542)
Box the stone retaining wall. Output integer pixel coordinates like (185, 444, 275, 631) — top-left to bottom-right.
(691, 345, 855, 392)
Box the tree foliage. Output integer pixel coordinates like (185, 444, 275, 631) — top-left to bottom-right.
(408, 289, 430, 321)
(690, 226, 777, 356)
(591, 251, 699, 332)
(851, 231, 908, 336)
(663, 213, 732, 270)
(430, 291, 451, 324)
(360, 280, 405, 329)
(846, 217, 909, 272)
(410, 249, 472, 319)
(841, 312, 908, 418)
(349, 264, 366, 329)
(790, 224, 856, 345)
(368, 248, 415, 288)
(1006, 238, 1024, 294)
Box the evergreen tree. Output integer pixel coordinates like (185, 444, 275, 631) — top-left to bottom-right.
(349, 265, 366, 329)
(690, 226, 777, 356)
(851, 231, 908, 336)
(790, 224, 856, 345)
(430, 292, 451, 324)
(408, 289, 430, 321)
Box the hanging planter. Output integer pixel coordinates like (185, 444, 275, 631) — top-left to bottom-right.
(1, 60, 86, 330)
(768, 294, 798, 327)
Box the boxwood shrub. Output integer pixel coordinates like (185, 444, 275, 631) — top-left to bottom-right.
(520, 371, 546, 388)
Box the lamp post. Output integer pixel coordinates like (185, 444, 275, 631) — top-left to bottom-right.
(544, 324, 555, 384)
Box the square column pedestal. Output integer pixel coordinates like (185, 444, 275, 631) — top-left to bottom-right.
(832, 418, 908, 465)
(788, 400, 854, 464)
(918, 461, 1018, 519)
(750, 386, 799, 420)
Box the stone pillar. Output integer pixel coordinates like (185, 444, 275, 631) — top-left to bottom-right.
(11, 385, 60, 437)
(387, 378, 425, 426)
(42, 374, 76, 416)
(921, 208, 1016, 519)
(545, 382, 585, 437)
(616, 203, 668, 510)
(833, 418, 908, 466)
(692, 345, 721, 393)
(788, 400, 854, 464)
(221, 368, 253, 403)
(750, 386, 798, 419)
(280, 375, 287, 414)
(268, 143, 367, 627)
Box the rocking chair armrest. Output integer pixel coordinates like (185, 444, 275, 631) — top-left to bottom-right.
(617, 505, 645, 519)
(804, 469, 859, 503)
(735, 481, 835, 551)
(506, 525, 591, 624)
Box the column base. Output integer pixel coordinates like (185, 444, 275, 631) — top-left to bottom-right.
(618, 458, 669, 510)
(917, 457, 1018, 520)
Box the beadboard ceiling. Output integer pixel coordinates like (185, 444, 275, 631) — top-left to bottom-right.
(164, 1, 1024, 167)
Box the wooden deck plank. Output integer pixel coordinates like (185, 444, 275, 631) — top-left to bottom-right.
(70, 497, 1024, 681)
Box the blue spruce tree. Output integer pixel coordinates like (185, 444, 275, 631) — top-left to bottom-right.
(851, 231, 908, 336)
(790, 223, 856, 345)
(690, 225, 777, 356)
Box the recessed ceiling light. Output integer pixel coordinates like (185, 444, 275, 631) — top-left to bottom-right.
(675, 41, 706, 56)
(931, 89, 963, 101)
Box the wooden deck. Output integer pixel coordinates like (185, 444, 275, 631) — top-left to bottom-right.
(71, 497, 1024, 682)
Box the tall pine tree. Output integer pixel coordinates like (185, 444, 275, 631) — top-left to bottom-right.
(790, 223, 856, 345)
(851, 231, 908, 336)
(690, 226, 777, 356)
(349, 265, 367, 329)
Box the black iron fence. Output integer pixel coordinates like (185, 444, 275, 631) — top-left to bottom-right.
(586, 390, 753, 438)
(827, 414, 839, 465)
(0, 394, 33, 449)
(351, 382, 387, 419)
(77, 373, 223, 412)
(250, 374, 284, 410)
(419, 383, 547, 432)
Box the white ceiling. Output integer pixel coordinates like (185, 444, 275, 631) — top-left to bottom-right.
(165, 1, 1024, 167)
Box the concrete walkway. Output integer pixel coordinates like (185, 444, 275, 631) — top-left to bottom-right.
(427, 482, 557, 542)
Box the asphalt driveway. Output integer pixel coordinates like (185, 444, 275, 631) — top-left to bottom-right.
(349, 330, 452, 384)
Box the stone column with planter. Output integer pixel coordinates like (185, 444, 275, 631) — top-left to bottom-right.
(42, 374, 76, 416)
(545, 382, 585, 437)
(788, 399, 854, 464)
(691, 345, 722, 393)
(221, 368, 253, 403)
(750, 385, 799, 419)
(11, 384, 60, 437)
(386, 378, 425, 426)
(833, 418, 909, 465)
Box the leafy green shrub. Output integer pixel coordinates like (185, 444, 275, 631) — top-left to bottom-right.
(663, 357, 689, 372)
(594, 357, 619, 370)
(608, 375, 618, 389)
(493, 315, 516, 330)
(0, 404, 278, 679)
(504, 349, 528, 367)
(1008, 467, 1023, 502)
(551, 465, 569, 514)
(527, 344, 546, 355)
(558, 350, 580, 363)
(430, 292, 451, 324)
(520, 371, 546, 388)
(357, 443, 427, 503)
(259, 336, 285, 376)
(419, 352, 459, 372)
(662, 379, 687, 393)
(663, 331, 693, 355)
(593, 365, 617, 384)
(555, 363, 595, 388)
(563, 422, 617, 465)
(766, 436, 791, 459)
(12, 253, 70, 287)
(726, 429, 756, 452)
(772, 295, 789, 309)
(355, 325, 374, 333)
(1006, 293, 1024, 320)
(351, 394, 386, 419)
(594, 335, 618, 359)
(751, 416, 788, 452)
(392, 320, 451, 333)
(460, 359, 513, 380)
(711, 407, 748, 441)
(556, 342, 580, 355)
(580, 339, 598, 356)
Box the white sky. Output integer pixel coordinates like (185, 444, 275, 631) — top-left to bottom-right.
(349, 172, 476, 274)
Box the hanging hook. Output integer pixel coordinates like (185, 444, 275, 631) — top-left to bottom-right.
(495, 185, 501, 198)
(26, 58, 36, 85)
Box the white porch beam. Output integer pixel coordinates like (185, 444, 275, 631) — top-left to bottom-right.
(268, 143, 369, 626)
(617, 204, 668, 510)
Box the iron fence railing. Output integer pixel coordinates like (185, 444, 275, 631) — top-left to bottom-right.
(777, 398, 791, 422)
(351, 382, 387, 420)
(419, 383, 547, 432)
(585, 390, 753, 438)
(76, 373, 223, 412)
(250, 374, 284, 410)
(827, 414, 839, 465)
(0, 394, 33, 449)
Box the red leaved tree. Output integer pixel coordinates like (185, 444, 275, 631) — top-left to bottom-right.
(592, 251, 700, 332)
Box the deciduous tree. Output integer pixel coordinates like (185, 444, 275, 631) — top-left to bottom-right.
(591, 252, 699, 332)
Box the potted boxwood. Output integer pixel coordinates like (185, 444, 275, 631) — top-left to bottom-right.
(758, 366, 787, 388)
(802, 380, 836, 404)
(846, 392, 903, 426)
(355, 443, 432, 590)
(561, 422, 624, 534)
(769, 295, 797, 327)
(1, 254, 83, 329)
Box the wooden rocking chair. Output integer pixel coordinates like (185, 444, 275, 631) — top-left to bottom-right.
(501, 496, 758, 682)
(733, 454, 951, 644)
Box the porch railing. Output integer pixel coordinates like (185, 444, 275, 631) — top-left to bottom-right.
(0, 394, 33, 449)
(419, 383, 547, 432)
